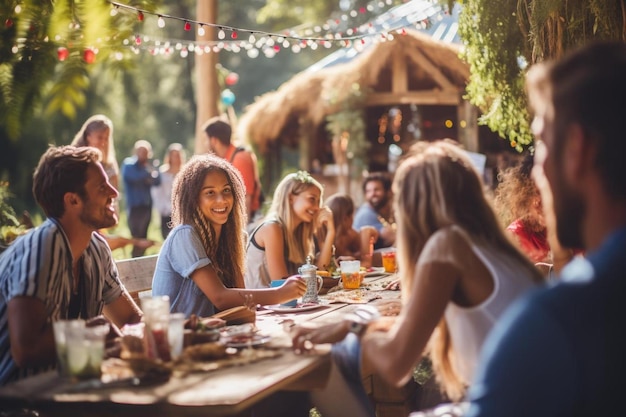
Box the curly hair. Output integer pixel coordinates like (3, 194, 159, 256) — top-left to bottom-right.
(170, 154, 247, 288)
(494, 153, 544, 233)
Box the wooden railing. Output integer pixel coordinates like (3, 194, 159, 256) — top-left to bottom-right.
(115, 254, 158, 303)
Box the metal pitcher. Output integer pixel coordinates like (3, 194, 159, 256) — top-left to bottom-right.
(299, 256, 322, 303)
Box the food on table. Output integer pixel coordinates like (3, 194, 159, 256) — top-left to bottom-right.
(182, 342, 228, 361)
(325, 289, 382, 304)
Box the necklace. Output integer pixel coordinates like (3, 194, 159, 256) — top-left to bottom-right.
(377, 214, 397, 230)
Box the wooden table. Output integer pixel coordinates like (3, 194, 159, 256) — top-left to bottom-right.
(0, 275, 400, 417)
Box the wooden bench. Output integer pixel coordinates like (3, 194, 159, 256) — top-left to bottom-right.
(115, 254, 158, 303)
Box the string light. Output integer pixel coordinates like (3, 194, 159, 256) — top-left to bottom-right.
(7, 0, 450, 62)
(106, 0, 439, 44)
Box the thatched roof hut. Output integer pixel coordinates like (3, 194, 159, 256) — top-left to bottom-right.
(237, 26, 499, 196)
(239, 29, 472, 154)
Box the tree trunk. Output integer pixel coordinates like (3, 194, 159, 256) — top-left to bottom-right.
(195, 0, 219, 155)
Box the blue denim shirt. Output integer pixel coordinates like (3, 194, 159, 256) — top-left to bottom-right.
(121, 156, 161, 209)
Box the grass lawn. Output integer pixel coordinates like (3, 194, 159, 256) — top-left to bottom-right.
(109, 209, 164, 261)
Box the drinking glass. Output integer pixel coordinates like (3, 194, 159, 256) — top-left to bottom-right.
(53, 319, 85, 377)
(382, 248, 397, 273)
(66, 323, 108, 379)
(340, 260, 361, 289)
(168, 312, 186, 360)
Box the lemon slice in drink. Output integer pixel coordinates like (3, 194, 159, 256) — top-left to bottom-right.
(67, 344, 89, 377)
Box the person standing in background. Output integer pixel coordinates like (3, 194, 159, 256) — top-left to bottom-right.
(72, 115, 154, 253)
(71, 114, 119, 190)
(203, 117, 263, 224)
(121, 140, 161, 257)
(152, 143, 186, 240)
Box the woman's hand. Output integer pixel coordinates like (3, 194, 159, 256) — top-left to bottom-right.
(279, 275, 307, 300)
(290, 321, 350, 353)
(315, 206, 335, 235)
(384, 279, 401, 291)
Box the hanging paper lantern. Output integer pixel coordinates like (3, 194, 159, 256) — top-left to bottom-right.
(225, 72, 239, 86)
(83, 48, 96, 64)
(221, 89, 236, 106)
(57, 47, 69, 61)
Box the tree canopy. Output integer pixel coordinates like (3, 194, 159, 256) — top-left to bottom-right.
(459, 0, 626, 151)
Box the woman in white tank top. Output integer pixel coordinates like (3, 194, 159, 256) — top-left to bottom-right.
(290, 141, 544, 416)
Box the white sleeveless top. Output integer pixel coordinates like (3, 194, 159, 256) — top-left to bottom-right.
(424, 226, 537, 384)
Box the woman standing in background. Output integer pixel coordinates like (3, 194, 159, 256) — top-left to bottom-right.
(152, 143, 186, 239)
(71, 115, 153, 253)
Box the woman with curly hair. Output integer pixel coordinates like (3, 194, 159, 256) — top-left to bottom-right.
(289, 141, 543, 416)
(494, 154, 550, 264)
(152, 154, 305, 317)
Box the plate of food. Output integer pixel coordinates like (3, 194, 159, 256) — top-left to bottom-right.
(225, 334, 272, 348)
(266, 302, 327, 313)
(364, 266, 389, 278)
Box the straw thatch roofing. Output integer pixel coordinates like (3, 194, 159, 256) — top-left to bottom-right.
(239, 29, 470, 153)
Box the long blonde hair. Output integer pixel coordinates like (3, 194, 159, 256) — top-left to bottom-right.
(267, 171, 324, 265)
(71, 114, 118, 177)
(394, 140, 542, 400)
(171, 154, 247, 288)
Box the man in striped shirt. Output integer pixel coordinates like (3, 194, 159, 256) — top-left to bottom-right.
(0, 146, 143, 385)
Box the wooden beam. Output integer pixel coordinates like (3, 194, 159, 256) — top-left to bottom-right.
(364, 90, 461, 106)
(405, 47, 455, 90)
(392, 48, 408, 94)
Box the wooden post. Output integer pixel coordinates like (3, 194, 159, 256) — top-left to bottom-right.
(195, 0, 219, 155)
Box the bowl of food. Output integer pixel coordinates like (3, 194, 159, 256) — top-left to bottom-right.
(184, 315, 225, 346)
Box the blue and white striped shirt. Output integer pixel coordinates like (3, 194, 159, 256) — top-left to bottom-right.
(0, 218, 125, 385)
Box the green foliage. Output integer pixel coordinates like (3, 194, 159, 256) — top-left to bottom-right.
(325, 83, 370, 171)
(459, 0, 531, 151)
(459, 0, 626, 151)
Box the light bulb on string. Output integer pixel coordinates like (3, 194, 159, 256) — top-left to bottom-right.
(157, 16, 165, 28)
(137, 11, 144, 22)
(231, 31, 238, 39)
(198, 25, 205, 36)
(110, 6, 118, 17)
(218, 29, 226, 39)
(184, 21, 191, 31)
(248, 33, 256, 43)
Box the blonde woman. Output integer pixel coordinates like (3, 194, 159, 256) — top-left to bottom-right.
(71, 114, 119, 190)
(291, 141, 543, 416)
(71, 115, 153, 252)
(152, 154, 306, 317)
(245, 171, 335, 288)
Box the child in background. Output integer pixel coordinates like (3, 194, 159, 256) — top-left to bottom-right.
(322, 193, 378, 268)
